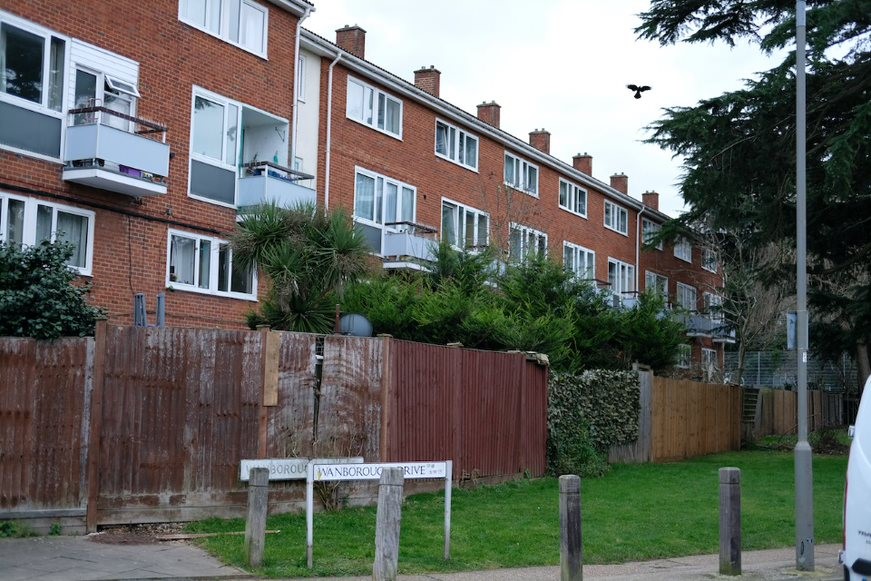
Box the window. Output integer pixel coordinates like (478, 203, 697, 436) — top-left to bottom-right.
(676, 282, 697, 311)
(441, 199, 488, 250)
(604, 200, 629, 235)
(642, 219, 662, 250)
(435, 120, 478, 171)
(676, 344, 692, 368)
(0, 194, 94, 275)
(504, 152, 538, 196)
(354, 168, 415, 226)
(645, 271, 668, 302)
(0, 20, 65, 111)
(702, 348, 719, 379)
(509, 223, 547, 262)
(346, 77, 402, 138)
(296, 54, 305, 102)
(167, 230, 256, 299)
(73, 68, 140, 131)
(178, 0, 268, 56)
(702, 247, 718, 272)
(674, 237, 692, 262)
(189, 87, 288, 206)
(559, 179, 587, 217)
(563, 242, 595, 280)
(607, 258, 636, 298)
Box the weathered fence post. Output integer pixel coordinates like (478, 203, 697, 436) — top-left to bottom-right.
(719, 467, 741, 575)
(373, 467, 404, 580)
(245, 467, 269, 567)
(559, 474, 583, 581)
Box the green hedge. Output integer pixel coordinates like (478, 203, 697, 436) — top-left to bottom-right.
(547, 370, 641, 476)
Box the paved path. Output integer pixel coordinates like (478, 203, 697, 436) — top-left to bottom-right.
(0, 535, 843, 581)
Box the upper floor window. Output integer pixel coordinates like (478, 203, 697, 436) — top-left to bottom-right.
(346, 77, 402, 138)
(704, 292, 724, 320)
(607, 258, 636, 297)
(435, 120, 478, 171)
(604, 200, 628, 235)
(0, 19, 65, 112)
(441, 199, 488, 250)
(676, 344, 692, 368)
(0, 193, 94, 276)
(702, 247, 718, 272)
(559, 179, 587, 217)
(645, 271, 668, 302)
(73, 68, 140, 131)
(676, 282, 697, 311)
(179, 0, 268, 57)
(509, 223, 547, 262)
(504, 152, 538, 196)
(674, 237, 693, 262)
(642, 218, 663, 250)
(167, 229, 256, 300)
(563, 241, 595, 280)
(354, 167, 415, 227)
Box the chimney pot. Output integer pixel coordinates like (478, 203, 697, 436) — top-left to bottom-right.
(414, 65, 441, 97)
(477, 101, 501, 128)
(529, 129, 551, 155)
(336, 25, 366, 59)
(572, 152, 592, 176)
(642, 191, 660, 211)
(610, 173, 629, 194)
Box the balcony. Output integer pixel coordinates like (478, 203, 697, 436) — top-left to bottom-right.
(237, 161, 316, 210)
(711, 321, 737, 344)
(382, 222, 438, 271)
(680, 312, 714, 337)
(63, 107, 169, 197)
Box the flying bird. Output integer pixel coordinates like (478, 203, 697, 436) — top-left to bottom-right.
(627, 84, 652, 99)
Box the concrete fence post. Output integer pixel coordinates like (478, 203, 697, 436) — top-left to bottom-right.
(719, 467, 741, 575)
(245, 467, 269, 567)
(373, 467, 404, 581)
(559, 474, 583, 581)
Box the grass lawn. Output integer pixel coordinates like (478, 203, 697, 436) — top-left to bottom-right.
(187, 450, 847, 577)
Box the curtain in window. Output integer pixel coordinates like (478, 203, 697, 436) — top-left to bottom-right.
(198, 240, 211, 289)
(441, 203, 456, 246)
(48, 37, 64, 111)
(384, 182, 398, 224)
(35, 204, 52, 244)
(509, 227, 521, 261)
(400, 187, 414, 222)
(384, 98, 400, 134)
(435, 122, 448, 155)
(464, 135, 476, 168)
(170, 236, 196, 285)
(56, 211, 88, 268)
(354, 172, 375, 221)
(464, 209, 475, 247)
(240, 2, 264, 53)
(504, 156, 516, 185)
(5, 199, 25, 246)
(224, 0, 242, 43)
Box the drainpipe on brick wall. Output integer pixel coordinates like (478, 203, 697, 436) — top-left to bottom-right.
(635, 206, 646, 293)
(290, 6, 313, 169)
(324, 51, 343, 210)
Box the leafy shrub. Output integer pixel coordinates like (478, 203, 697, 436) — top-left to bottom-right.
(0, 241, 105, 339)
(548, 370, 641, 476)
(0, 520, 36, 538)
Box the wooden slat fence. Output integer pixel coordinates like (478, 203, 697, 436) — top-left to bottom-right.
(752, 388, 843, 437)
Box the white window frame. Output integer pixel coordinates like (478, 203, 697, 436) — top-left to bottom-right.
(563, 241, 595, 280)
(504, 152, 539, 197)
(441, 197, 489, 250)
(178, 0, 269, 58)
(676, 282, 698, 312)
(559, 179, 587, 218)
(435, 119, 478, 171)
(607, 257, 636, 298)
(509, 222, 547, 262)
(353, 166, 416, 230)
(188, 86, 288, 208)
(645, 270, 669, 302)
(166, 229, 258, 300)
(296, 54, 305, 102)
(642, 218, 663, 250)
(674, 237, 693, 262)
(604, 200, 629, 236)
(346, 77, 403, 139)
(0, 12, 69, 162)
(702, 247, 718, 272)
(0, 193, 95, 276)
(702, 347, 719, 379)
(676, 344, 692, 368)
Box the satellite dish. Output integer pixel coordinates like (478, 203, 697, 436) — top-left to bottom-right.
(339, 313, 373, 337)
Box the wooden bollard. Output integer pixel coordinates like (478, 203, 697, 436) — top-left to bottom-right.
(719, 467, 741, 575)
(559, 474, 583, 581)
(245, 467, 269, 568)
(372, 467, 404, 581)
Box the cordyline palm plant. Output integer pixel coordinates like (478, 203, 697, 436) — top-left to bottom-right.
(232, 202, 371, 333)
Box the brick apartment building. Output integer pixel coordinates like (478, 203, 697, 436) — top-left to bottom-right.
(0, 2, 729, 372)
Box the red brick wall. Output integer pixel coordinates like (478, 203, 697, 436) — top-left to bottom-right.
(0, 1, 300, 329)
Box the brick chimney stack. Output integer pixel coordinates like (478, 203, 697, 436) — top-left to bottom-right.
(476, 101, 501, 128)
(336, 25, 366, 59)
(610, 173, 628, 194)
(529, 129, 550, 154)
(642, 191, 660, 211)
(572, 152, 592, 176)
(413, 65, 441, 97)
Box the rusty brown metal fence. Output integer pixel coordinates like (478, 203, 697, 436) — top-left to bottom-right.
(0, 324, 548, 530)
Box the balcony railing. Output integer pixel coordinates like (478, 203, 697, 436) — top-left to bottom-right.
(63, 106, 169, 197)
(237, 161, 316, 210)
(382, 221, 438, 270)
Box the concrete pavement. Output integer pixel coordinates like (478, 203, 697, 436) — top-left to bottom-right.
(0, 534, 843, 580)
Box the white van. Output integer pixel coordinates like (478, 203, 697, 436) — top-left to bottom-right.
(843, 375, 871, 580)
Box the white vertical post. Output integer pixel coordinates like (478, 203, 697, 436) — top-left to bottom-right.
(306, 461, 314, 568)
(444, 460, 452, 560)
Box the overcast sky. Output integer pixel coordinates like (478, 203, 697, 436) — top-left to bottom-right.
(305, 0, 780, 217)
